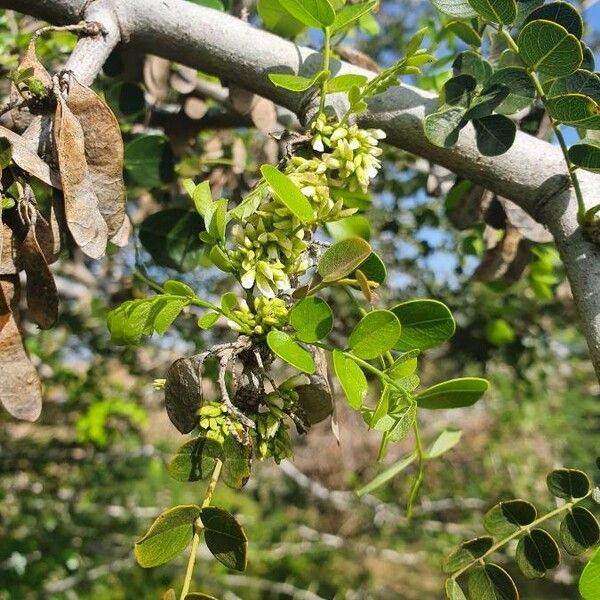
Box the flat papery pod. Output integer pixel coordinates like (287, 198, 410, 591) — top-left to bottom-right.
(295, 347, 333, 424)
(65, 76, 127, 241)
(164, 353, 207, 433)
(35, 209, 60, 264)
(9, 39, 52, 109)
(54, 94, 108, 258)
(0, 125, 61, 189)
(0, 222, 20, 275)
(0, 276, 42, 421)
(20, 224, 58, 329)
(109, 214, 132, 248)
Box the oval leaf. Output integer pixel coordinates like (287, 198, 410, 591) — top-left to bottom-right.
(580, 545, 600, 600)
(560, 506, 600, 556)
(467, 564, 518, 600)
(547, 468, 590, 499)
(516, 528, 560, 578)
(168, 437, 223, 482)
(267, 330, 316, 374)
(416, 377, 489, 410)
(280, 0, 336, 28)
(332, 349, 368, 409)
(201, 506, 248, 571)
(135, 505, 201, 568)
(290, 296, 333, 343)
(348, 310, 401, 360)
(391, 299, 455, 351)
(318, 237, 372, 282)
(484, 499, 537, 536)
(443, 536, 494, 573)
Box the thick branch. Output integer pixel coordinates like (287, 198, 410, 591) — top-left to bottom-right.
(3, 0, 600, 382)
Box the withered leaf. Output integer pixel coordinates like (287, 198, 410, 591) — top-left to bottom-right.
(164, 352, 207, 433)
(13, 39, 52, 91)
(0, 276, 42, 421)
(54, 93, 108, 258)
(296, 348, 333, 425)
(21, 224, 58, 329)
(35, 209, 60, 265)
(65, 76, 127, 244)
(0, 125, 61, 189)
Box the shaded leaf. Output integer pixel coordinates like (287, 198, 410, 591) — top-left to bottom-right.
(125, 134, 175, 187)
(547, 468, 590, 499)
(467, 564, 518, 600)
(168, 437, 223, 482)
(516, 528, 560, 578)
(484, 499, 537, 536)
(222, 436, 252, 489)
(443, 536, 494, 573)
(201, 506, 248, 571)
(318, 237, 372, 282)
(560, 506, 600, 556)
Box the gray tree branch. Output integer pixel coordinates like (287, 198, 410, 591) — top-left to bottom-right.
(3, 0, 600, 381)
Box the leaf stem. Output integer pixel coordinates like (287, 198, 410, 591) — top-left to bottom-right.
(450, 488, 593, 580)
(319, 27, 332, 116)
(406, 420, 425, 519)
(179, 458, 223, 600)
(497, 27, 588, 224)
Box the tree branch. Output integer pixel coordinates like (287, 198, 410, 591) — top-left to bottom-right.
(3, 0, 600, 382)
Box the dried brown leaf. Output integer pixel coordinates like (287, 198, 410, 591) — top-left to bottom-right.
(65, 76, 127, 243)
(0, 125, 61, 188)
(21, 224, 58, 329)
(0, 276, 42, 421)
(54, 94, 108, 258)
(0, 222, 19, 275)
(164, 353, 207, 433)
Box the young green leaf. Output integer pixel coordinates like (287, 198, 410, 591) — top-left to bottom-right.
(134, 505, 201, 568)
(191, 180, 213, 217)
(154, 298, 188, 335)
(261, 164, 314, 223)
(268, 70, 327, 92)
(426, 429, 463, 458)
(348, 310, 401, 359)
(168, 437, 223, 482)
(445, 578, 468, 600)
(416, 377, 488, 410)
(267, 330, 316, 374)
(198, 312, 220, 330)
(280, 0, 336, 28)
(579, 545, 600, 600)
(257, 0, 306, 37)
(391, 299, 455, 351)
(290, 296, 333, 342)
(388, 350, 419, 380)
(201, 506, 248, 571)
(163, 280, 196, 298)
(331, 0, 377, 33)
(332, 349, 368, 409)
(327, 74, 369, 93)
(318, 237, 372, 282)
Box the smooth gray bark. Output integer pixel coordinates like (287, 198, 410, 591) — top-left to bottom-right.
(3, 0, 600, 380)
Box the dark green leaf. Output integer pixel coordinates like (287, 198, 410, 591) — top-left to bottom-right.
(432, 0, 477, 19)
(125, 134, 174, 187)
(560, 506, 600, 556)
(467, 0, 517, 25)
(569, 139, 600, 173)
(444, 74, 477, 107)
(134, 505, 201, 568)
(473, 114, 517, 156)
(467, 564, 518, 600)
(443, 536, 494, 573)
(487, 67, 536, 115)
(391, 299, 455, 351)
(201, 506, 248, 571)
(518, 20, 582, 76)
(547, 468, 590, 499)
(446, 21, 482, 46)
(356, 252, 387, 283)
(484, 499, 537, 536)
(424, 107, 466, 148)
(139, 209, 205, 272)
(516, 528, 560, 578)
(416, 377, 489, 409)
(525, 2, 583, 39)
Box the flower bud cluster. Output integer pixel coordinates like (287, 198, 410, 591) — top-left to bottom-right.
(228, 117, 385, 303)
(228, 297, 289, 336)
(197, 401, 242, 444)
(255, 392, 293, 463)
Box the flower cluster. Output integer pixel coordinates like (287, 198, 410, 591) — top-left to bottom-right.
(228, 297, 289, 336)
(197, 401, 242, 444)
(227, 117, 385, 303)
(311, 114, 386, 194)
